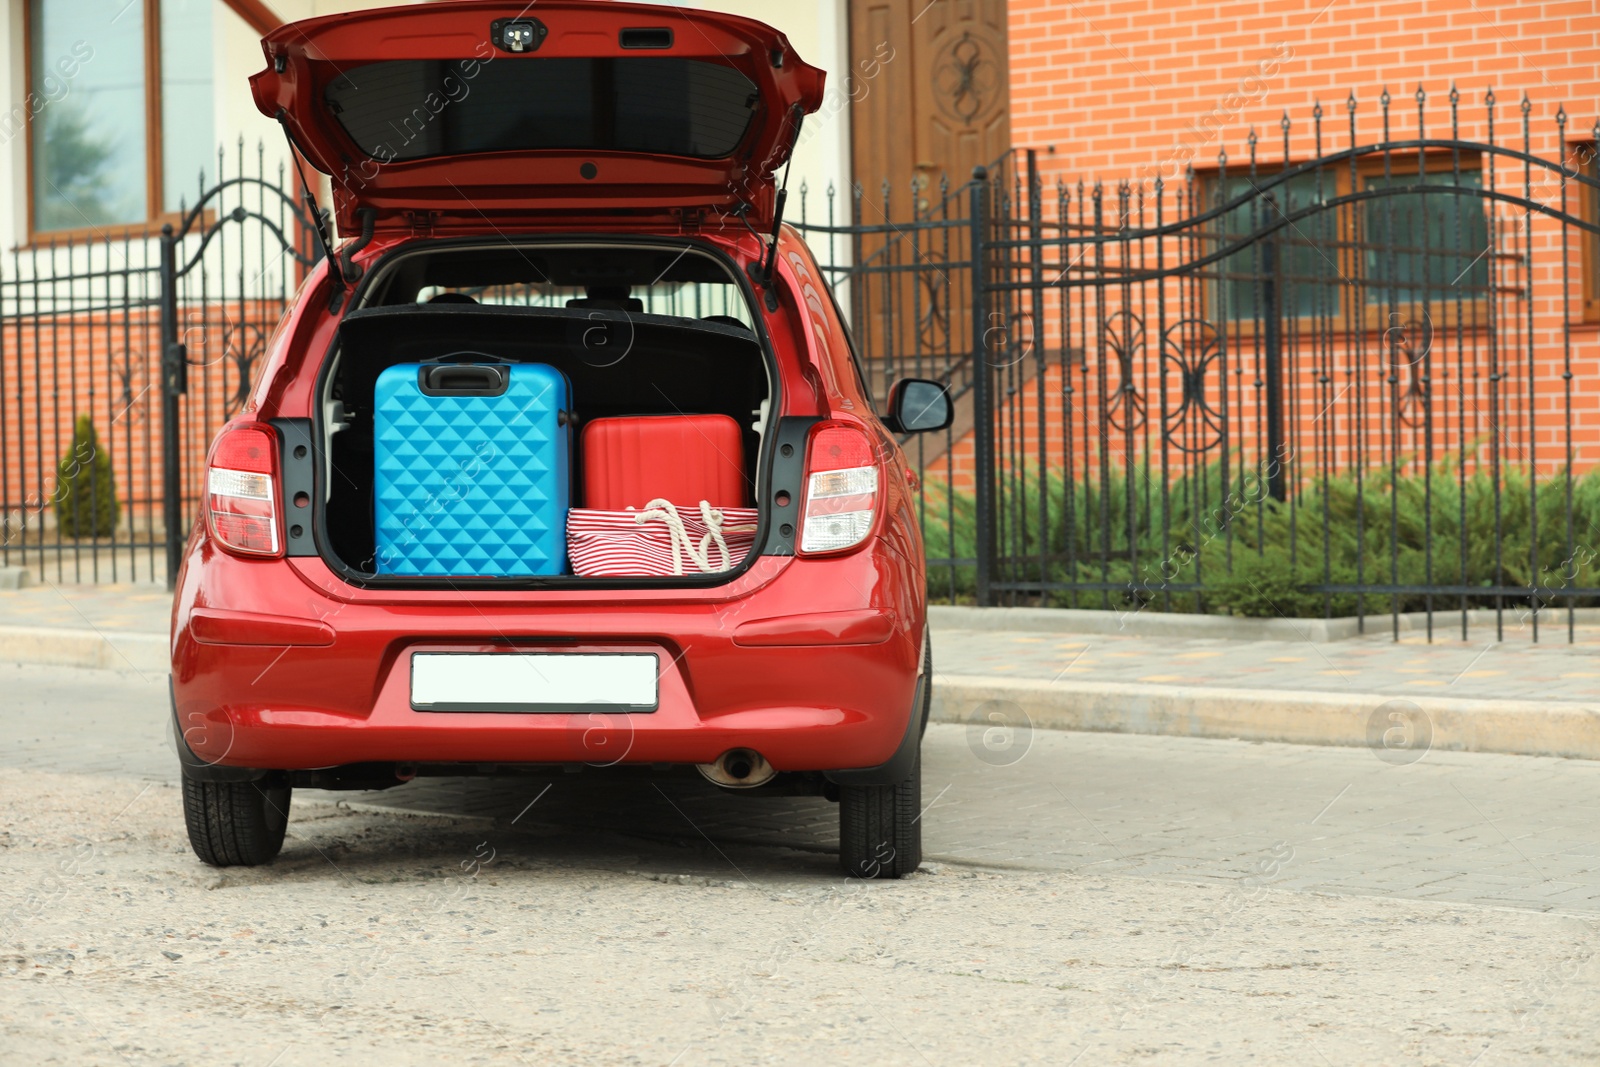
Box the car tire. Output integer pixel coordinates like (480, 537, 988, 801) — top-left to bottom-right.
(919, 629, 933, 739)
(838, 743, 922, 880)
(181, 774, 291, 867)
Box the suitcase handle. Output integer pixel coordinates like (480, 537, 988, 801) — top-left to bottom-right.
(418, 364, 509, 396)
(423, 350, 515, 365)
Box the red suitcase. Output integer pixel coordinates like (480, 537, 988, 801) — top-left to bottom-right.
(580, 415, 748, 511)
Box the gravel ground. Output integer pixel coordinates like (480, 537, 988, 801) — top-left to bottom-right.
(3, 768, 1597, 1066)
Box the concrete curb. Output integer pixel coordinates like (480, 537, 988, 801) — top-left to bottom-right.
(0, 625, 168, 673)
(0, 567, 35, 590)
(929, 605, 1360, 641)
(930, 673, 1600, 761)
(929, 604, 1600, 642)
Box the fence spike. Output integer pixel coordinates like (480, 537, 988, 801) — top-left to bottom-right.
(1520, 92, 1531, 114)
(1449, 83, 1459, 106)
(1280, 110, 1291, 133)
(1415, 83, 1426, 105)
(1380, 85, 1390, 108)
(1555, 104, 1567, 130)
(1484, 87, 1496, 107)
(1346, 91, 1357, 114)
(1312, 99, 1323, 120)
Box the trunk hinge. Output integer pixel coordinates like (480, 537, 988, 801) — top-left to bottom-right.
(407, 210, 438, 236)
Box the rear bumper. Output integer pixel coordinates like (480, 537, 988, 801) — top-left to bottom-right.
(171, 541, 924, 774)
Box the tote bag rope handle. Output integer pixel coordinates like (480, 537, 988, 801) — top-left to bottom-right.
(633, 499, 743, 575)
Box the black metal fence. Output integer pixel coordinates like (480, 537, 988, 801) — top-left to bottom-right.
(6, 95, 1600, 644)
(798, 88, 1600, 640)
(0, 142, 316, 586)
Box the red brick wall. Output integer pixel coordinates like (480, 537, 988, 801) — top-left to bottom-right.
(1, 301, 282, 538)
(923, 0, 1600, 493)
(1006, 0, 1599, 183)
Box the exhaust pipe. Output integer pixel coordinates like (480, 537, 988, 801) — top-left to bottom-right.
(697, 748, 776, 789)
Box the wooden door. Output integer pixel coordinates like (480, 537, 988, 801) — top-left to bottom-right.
(847, 0, 1010, 382)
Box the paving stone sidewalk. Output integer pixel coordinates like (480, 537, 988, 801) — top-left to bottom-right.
(0, 581, 172, 634)
(932, 625, 1600, 705)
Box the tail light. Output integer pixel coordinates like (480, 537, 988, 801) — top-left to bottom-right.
(799, 424, 879, 555)
(205, 423, 283, 558)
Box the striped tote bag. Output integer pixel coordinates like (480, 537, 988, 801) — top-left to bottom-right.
(567, 499, 759, 577)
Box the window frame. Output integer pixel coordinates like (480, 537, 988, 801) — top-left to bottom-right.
(1354, 152, 1501, 333)
(1198, 163, 1349, 331)
(23, 0, 193, 244)
(1198, 152, 1505, 334)
(1577, 140, 1600, 325)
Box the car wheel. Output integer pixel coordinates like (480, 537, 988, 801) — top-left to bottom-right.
(838, 743, 922, 879)
(181, 774, 291, 867)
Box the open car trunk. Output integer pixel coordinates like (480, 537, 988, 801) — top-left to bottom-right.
(251, 1, 825, 233)
(316, 242, 772, 585)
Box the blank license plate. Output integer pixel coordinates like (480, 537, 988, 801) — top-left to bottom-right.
(410, 652, 659, 712)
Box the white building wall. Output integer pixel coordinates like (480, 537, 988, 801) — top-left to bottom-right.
(1, 0, 29, 254)
(2, 0, 851, 253)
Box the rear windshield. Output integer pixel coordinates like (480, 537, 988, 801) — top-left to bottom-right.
(325, 58, 759, 163)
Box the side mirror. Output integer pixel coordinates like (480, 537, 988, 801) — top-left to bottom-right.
(884, 378, 953, 434)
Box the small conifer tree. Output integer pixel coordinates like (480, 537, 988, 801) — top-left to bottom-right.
(54, 415, 118, 538)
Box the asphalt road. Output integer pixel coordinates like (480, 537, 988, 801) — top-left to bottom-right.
(2, 662, 1599, 1064)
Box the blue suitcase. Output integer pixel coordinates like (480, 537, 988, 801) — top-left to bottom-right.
(373, 361, 571, 576)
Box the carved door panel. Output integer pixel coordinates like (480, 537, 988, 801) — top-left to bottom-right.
(912, 0, 1010, 209)
(847, 0, 1010, 382)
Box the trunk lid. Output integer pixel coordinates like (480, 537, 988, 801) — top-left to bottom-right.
(250, 1, 824, 233)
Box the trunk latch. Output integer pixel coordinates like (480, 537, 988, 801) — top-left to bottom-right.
(492, 18, 547, 53)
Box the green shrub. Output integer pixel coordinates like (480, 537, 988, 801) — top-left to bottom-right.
(53, 415, 118, 539)
(920, 453, 1600, 617)
(1202, 545, 1363, 619)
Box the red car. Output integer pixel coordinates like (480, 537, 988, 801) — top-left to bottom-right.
(171, 1, 951, 879)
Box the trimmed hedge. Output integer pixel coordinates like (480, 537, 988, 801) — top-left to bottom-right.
(920, 456, 1600, 617)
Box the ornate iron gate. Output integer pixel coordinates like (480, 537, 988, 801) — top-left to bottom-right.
(799, 89, 1600, 640)
(1, 144, 317, 587)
